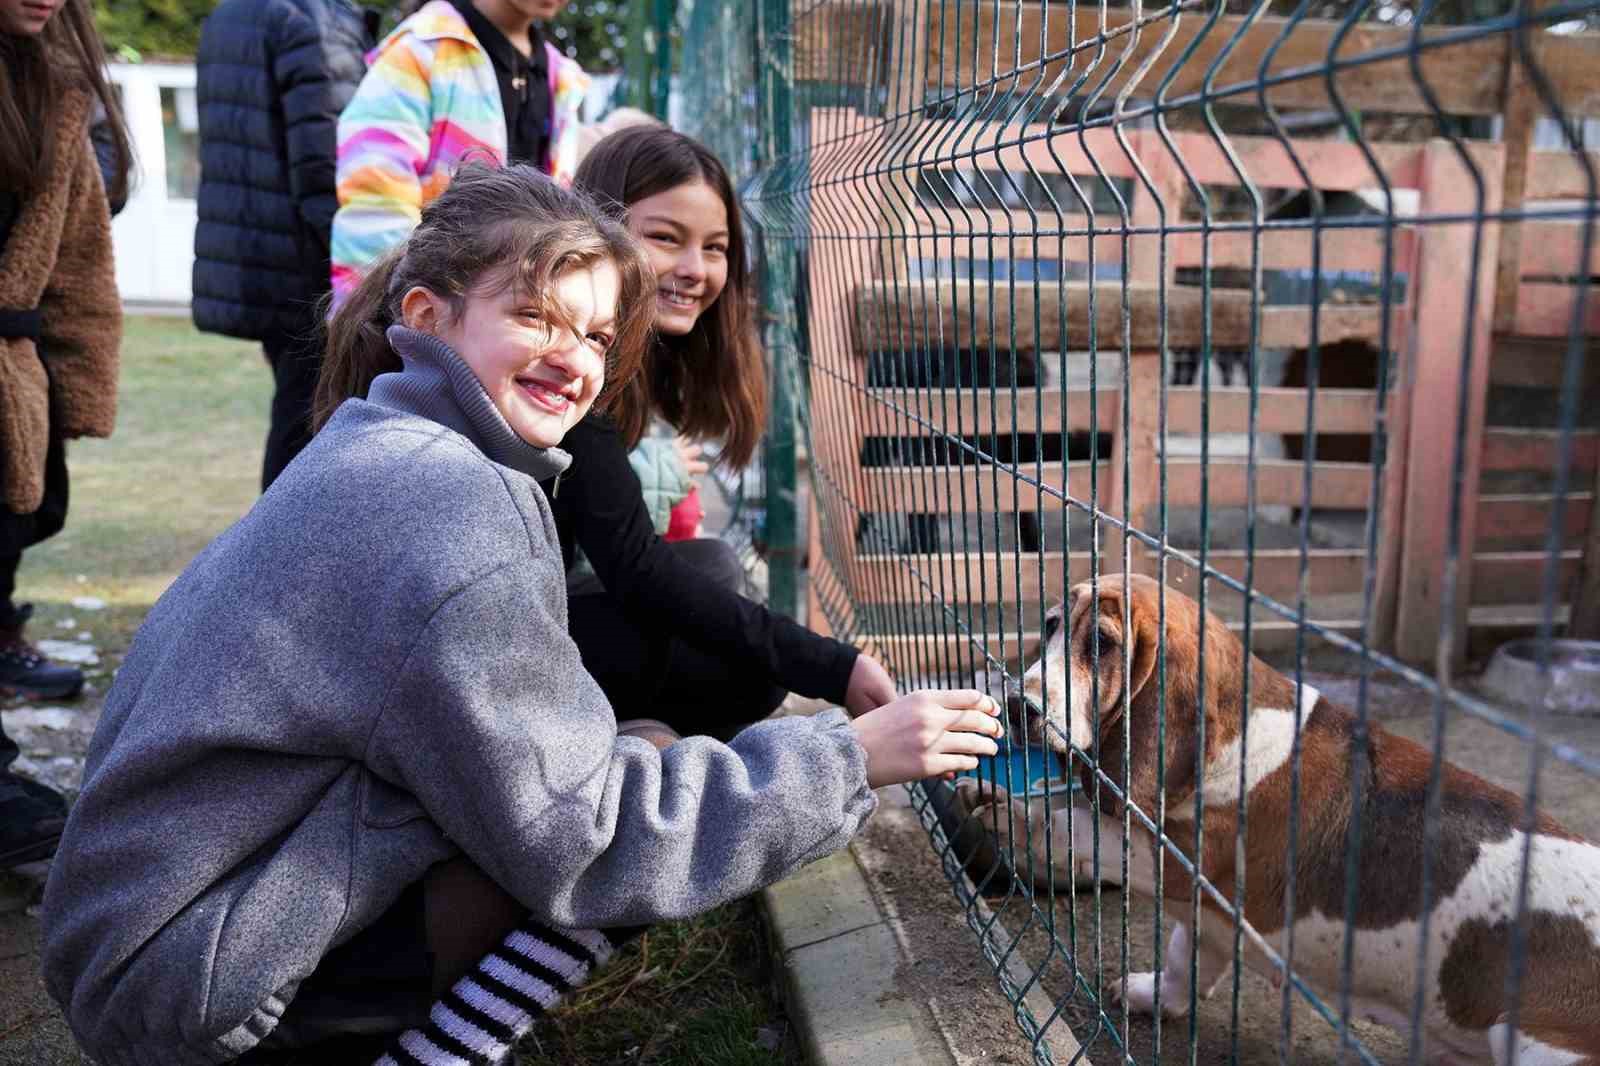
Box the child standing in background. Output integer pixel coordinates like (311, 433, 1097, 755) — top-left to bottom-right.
(331, 0, 589, 306)
(0, 0, 129, 866)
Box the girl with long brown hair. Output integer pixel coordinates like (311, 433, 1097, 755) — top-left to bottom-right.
(0, 0, 130, 869)
(41, 162, 1001, 1065)
(564, 126, 897, 748)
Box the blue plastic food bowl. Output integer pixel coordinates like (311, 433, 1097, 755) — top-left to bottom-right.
(960, 737, 1076, 793)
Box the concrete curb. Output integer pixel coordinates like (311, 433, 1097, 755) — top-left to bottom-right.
(762, 828, 1085, 1065)
(762, 848, 952, 1064)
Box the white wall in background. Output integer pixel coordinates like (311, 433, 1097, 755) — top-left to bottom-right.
(108, 62, 198, 307)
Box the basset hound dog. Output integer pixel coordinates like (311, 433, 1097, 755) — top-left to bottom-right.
(956, 573, 1600, 1065)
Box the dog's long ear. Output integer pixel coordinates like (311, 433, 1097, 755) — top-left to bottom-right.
(1091, 581, 1196, 822)
(1126, 589, 1160, 703)
(1086, 580, 1158, 720)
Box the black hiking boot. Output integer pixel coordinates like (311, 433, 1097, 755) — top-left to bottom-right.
(0, 603, 84, 701)
(0, 769, 65, 869)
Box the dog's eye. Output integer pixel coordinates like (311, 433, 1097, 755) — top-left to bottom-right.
(1042, 613, 1062, 640)
(1090, 625, 1120, 654)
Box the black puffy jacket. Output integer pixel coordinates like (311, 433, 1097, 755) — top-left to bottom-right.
(191, 0, 377, 342)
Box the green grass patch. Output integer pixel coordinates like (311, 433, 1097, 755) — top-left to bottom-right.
(517, 898, 794, 1066)
(11, 315, 267, 669)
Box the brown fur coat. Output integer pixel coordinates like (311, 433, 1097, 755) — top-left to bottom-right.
(0, 77, 120, 515)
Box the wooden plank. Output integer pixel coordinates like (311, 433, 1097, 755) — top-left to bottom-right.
(1162, 459, 1374, 509)
(856, 548, 1370, 605)
(902, 217, 1417, 286)
(1522, 149, 1600, 200)
(860, 461, 1111, 514)
(1572, 468, 1600, 638)
(864, 616, 1368, 673)
(1165, 387, 1378, 436)
(1470, 550, 1584, 607)
(1395, 141, 1504, 669)
(806, 110, 887, 604)
(1466, 603, 1572, 661)
(859, 460, 1376, 517)
(1517, 220, 1600, 280)
(899, 122, 1420, 194)
(1537, 31, 1600, 118)
(1480, 428, 1600, 473)
(925, 4, 1512, 116)
(1370, 201, 1426, 655)
(854, 280, 1383, 351)
(1475, 493, 1593, 545)
(1493, 8, 1553, 336)
(862, 386, 1120, 435)
(1488, 336, 1600, 390)
(793, 1, 889, 86)
(905, 213, 1411, 274)
(796, 4, 1600, 119)
(1512, 282, 1600, 338)
(805, 474, 835, 640)
(883, 0, 932, 288)
(906, 214, 1131, 266)
(1168, 227, 1410, 275)
(1112, 352, 1164, 558)
(864, 454, 1376, 512)
(855, 380, 1385, 446)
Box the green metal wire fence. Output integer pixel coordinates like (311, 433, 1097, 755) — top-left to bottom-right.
(660, 0, 1600, 1062)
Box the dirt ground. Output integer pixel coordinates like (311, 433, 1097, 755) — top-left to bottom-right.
(852, 798, 1049, 1064)
(852, 663, 1600, 1066)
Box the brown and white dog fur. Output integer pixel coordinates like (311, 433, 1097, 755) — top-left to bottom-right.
(959, 573, 1600, 1065)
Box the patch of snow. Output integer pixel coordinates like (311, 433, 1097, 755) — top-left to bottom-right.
(6, 707, 77, 731)
(35, 640, 99, 666)
(70, 596, 107, 611)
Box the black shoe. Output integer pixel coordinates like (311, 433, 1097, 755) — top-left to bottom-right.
(0, 770, 65, 869)
(0, 603, 84, 701)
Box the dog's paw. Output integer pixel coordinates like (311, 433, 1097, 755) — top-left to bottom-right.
(952, 777, 1013, 819)
(1108, 971, 1189, 1018)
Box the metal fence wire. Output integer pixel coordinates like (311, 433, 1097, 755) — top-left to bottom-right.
(668, 0, 1600, 1062)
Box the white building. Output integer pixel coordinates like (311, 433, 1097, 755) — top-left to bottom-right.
(109, 62, 198, 308)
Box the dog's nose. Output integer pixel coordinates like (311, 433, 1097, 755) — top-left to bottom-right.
(1005, 694, 1029, 732)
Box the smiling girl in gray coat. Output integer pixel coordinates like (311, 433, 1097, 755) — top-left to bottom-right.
(39, 163, 1003, 1066)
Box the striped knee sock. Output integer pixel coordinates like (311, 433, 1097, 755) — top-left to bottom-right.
(374, 920, 619, 1066)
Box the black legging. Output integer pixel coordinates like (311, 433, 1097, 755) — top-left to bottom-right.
(568, 538, 787, 741)
(0, 552, 22, 770)
(262, 328, 324, 491)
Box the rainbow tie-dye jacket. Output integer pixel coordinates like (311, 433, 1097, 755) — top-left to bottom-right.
(330, 0, 590, 306)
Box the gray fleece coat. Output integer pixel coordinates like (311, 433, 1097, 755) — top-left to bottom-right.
(40, 327, 876, 1065)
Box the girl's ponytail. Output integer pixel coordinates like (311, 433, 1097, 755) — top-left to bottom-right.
(313, 248, 406, 433)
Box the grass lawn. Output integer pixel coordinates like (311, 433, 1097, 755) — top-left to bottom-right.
(14, 315, 268, 662)
(15, 316, 792, 1066)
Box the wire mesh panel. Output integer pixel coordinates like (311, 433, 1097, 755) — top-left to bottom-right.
(680, 0, 1600, 1062)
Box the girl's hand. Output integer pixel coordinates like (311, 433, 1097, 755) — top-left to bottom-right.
(674, 436, 710, 478)
(850, 690, 1002, 788)
(843, 654, 898, 717)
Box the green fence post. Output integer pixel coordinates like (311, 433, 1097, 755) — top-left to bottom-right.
(623, 0, 652, 113)
(755, 0, 798, 620)
(651, 0, 676, 121)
